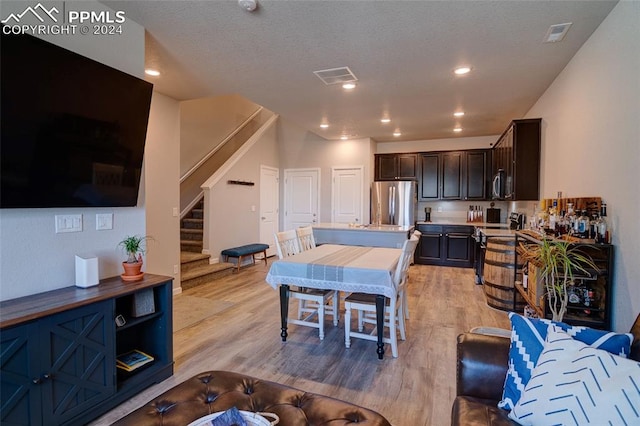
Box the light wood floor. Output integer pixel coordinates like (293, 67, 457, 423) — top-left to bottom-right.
(90, 259, 510, 426)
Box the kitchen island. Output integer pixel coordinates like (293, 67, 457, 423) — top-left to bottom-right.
(312, 223, 413, 248)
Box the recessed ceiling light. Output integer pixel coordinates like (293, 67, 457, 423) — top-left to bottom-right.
(342, 82, 357, 90)
(320, 123, 329, 129)
(453, 111, 465, 117)
(454, 66, 471, 75)
(340, 135, 349, 140)
(393, 130, 402, 137)
(145, 69, 160, 76)
(453, 127, 463, 132)
(380, 117, 391, 124)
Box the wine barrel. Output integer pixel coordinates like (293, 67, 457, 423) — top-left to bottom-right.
(483, 238, 525, 312)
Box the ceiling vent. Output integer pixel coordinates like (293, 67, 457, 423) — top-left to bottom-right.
(544, 22, 572, 43)
(313, 67, 358, 85)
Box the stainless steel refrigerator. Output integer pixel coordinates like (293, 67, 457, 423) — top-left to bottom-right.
(371, 181, 417, 226)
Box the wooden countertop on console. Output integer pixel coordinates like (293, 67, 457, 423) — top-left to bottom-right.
(0, 273, 173, 329)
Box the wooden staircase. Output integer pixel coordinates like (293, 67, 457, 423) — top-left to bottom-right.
(180, 198, 234, 290)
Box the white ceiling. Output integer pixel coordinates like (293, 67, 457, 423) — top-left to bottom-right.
(101, 0, 617, 142)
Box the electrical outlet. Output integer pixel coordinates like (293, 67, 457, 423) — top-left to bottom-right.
(173, 264, 179, 274)
(437, 207, 443, 213)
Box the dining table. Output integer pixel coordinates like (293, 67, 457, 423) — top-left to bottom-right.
(265, 244, 402, 359)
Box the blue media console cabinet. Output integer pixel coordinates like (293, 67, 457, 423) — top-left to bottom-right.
(0, 274, 174, 426)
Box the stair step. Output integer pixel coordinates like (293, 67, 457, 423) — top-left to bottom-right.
(182, 218, 203, 229)
(180, 251, 210, 272)
(181, 240, 203, 252)
(180, 228, 203, 241)
(181, 263, 235, 290)
(190, 208, 203, 219)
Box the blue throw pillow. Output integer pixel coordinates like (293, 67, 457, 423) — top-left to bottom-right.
(498, 312, 633, 411)
(508, 327, 640, 425)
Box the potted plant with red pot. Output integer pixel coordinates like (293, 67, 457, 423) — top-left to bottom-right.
(118, 235, 151, 281)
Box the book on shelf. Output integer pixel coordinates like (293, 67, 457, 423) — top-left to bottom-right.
(116, 349, 154, 372)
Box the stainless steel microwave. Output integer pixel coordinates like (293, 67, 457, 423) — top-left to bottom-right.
(492, 169, 505, 199)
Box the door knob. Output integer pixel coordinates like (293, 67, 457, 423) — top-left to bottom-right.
(261, 217, 266, 220)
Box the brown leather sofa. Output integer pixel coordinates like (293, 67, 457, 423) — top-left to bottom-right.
(452, 316, 640, 426)
(113, 370, 391, 425)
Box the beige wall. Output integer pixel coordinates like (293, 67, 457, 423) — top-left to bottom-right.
(525, 0, 640, 331)
(204, 119, 279, 260)
(0, 1, 148, 301)
(277, 117, 375, 224)
(180, 95, 261, 176)
(144, 93, 181, 291)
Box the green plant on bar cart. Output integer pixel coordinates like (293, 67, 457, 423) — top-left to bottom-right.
(517, 238, 599, 322)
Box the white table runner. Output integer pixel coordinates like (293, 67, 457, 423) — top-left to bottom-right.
(265, 244, 401, 298)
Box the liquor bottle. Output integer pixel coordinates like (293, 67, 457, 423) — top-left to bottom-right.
(565, 203, 576, 235)
(597, 203, 609, 243)
(577, 210, 590, 238)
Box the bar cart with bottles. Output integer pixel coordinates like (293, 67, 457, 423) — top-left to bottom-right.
(514, 230, 614, 330)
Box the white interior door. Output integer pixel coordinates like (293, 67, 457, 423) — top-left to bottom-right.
(284, 168, 320, 230)
(259, 166, 279, 257)
(332, 166, 364, 224)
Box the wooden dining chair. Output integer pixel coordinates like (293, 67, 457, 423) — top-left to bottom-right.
(295, 226, 316, 251)
(274, 230, 338, 340)
(403, 229, 422, 319)
(344, 235, 419, 357)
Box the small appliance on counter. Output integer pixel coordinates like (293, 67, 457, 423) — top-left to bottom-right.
(486, 202, 501, 223)
(424, 207, 431, 222)
(509, 212, 525, 230)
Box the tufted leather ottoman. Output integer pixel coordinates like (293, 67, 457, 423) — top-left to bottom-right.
(113, 370, 391, 425)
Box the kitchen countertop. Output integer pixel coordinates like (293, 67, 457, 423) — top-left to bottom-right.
(313, 223, 414, 233)
(478, 228, 517, 237)
(416, 220, 510, 228)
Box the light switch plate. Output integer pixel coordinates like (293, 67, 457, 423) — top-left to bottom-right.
(55, 214, 82, 233)
(96, 213, 113, 230)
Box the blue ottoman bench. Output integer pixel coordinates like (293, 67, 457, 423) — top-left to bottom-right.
(221, 243, 269, 272)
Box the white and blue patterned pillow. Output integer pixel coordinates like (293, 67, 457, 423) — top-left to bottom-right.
(508, 327, 640, 425)
(499, 312, 633, 411)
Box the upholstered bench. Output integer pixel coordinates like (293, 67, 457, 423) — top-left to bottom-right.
(221, 243, 269, 272)
(113, 370, 391, 425)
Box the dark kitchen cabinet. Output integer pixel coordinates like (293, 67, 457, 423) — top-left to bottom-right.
(418, 154, 440, 199)
(415, 224, 475, 267)
(441, 152, 463, 199)
(419, 150, 489, 201)
(465, 150, 489, 200)
(0, 275, 174, 426)
(415, 224, 443, 263)
(491, 118, 541, 200)
(375, 153, 417, 180)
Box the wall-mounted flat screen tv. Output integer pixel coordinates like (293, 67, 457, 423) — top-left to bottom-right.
(1, 30, 153, 208)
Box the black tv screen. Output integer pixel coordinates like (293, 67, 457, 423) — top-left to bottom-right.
(1, 31, 153, 208)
